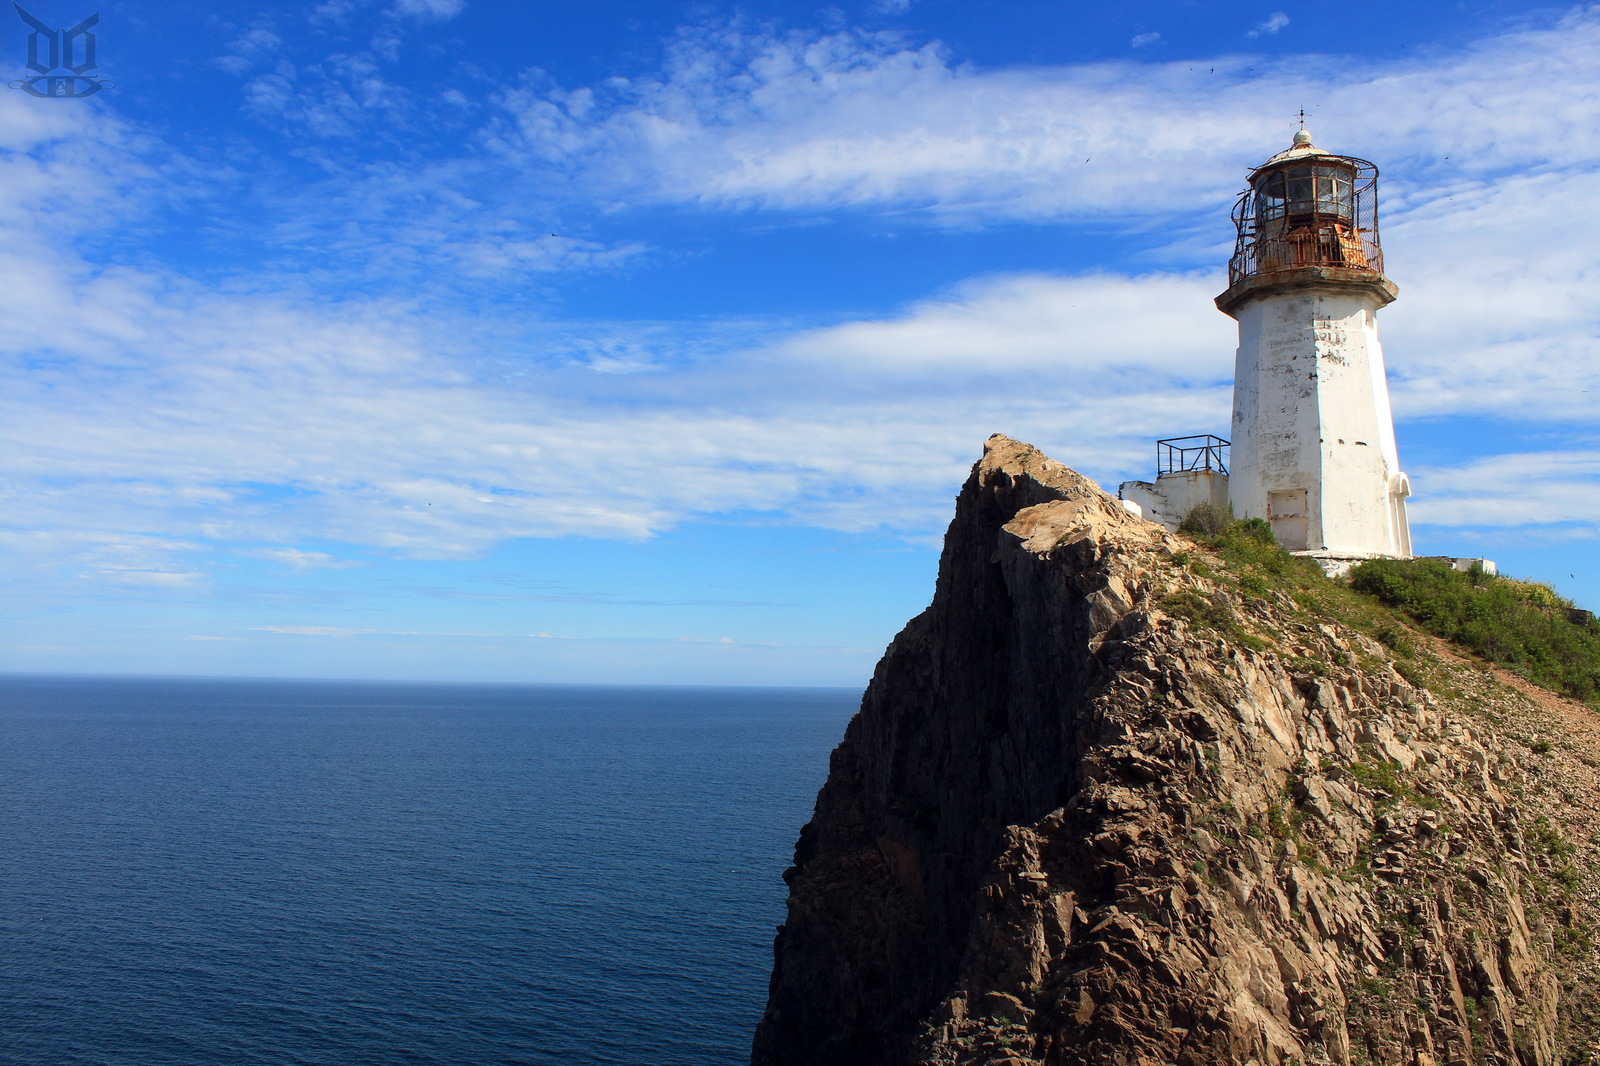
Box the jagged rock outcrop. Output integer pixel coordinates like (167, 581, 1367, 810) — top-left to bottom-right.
(752, 436, 1600, 1066)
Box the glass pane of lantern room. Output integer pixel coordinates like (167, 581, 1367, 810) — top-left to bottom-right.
(1286, 168, 1315, 213)
(1255, 171, 1286, 218)
(1317, 169, 1354, 217)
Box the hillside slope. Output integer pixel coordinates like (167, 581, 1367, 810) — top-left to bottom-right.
(751, 436, 1600, 1066)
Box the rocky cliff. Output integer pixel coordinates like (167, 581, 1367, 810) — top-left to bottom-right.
(751, 436, 1600, 1066)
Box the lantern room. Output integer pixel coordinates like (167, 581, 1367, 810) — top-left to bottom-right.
(1226, 129, 1384, 286)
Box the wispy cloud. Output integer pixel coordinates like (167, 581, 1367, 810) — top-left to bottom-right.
(191, 11, 1600, 298)
(1412, 450, 1600, 530)
(1249, 12, 1290, 37)
(240, 52, 408, 138)
(484, 12, 1600, 221)
(249, 625, 848, 651)
(246, 548, 366, 571)
(88, 568, 206, 587)
(1381, 169, 1600, 422)
(1, 6, 1597, 595)
(772, 272, 1229, 375)
(0, 253, 1234, 565)
(392, 0, 464, 21)
(1130, 32, 1163, 49)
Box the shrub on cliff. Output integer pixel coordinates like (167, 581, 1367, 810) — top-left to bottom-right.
(1350, 558, 1600, 704)
(1178, 501, 1230, 537)
(1195, 517, 1321, 587)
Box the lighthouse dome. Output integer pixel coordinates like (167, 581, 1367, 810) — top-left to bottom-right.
(1260, 127, 1339, 167)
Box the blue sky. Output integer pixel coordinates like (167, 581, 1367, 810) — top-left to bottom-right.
(2, 0, 1597, 685)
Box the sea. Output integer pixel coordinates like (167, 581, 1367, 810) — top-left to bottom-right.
(0, 675, 858, 1066)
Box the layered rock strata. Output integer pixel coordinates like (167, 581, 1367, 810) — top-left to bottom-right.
(752, 436, 1599, 1066)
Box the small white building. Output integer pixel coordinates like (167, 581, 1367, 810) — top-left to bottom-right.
(1122, 129, 1414, 567)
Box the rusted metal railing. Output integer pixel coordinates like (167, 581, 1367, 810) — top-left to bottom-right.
(1157, 435, 1230, 476)
(1227, 155, 1383, 287)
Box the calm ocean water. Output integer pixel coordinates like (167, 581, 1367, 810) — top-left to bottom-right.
(0, 675, 856, 1066)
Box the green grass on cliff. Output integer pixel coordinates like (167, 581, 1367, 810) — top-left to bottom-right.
(1349, 558, 1600, 705)
(1172, 515, 1600, 706)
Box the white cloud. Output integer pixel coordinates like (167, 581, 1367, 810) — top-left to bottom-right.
(3, 5, 1599, 591)
(246, 548, 366, 571)
(242, 52, 406, 137)
(1, 168, 1592, 573)
(392, 0, 464, 21)
(442, 234, 649, 277)
(0, 212, 1234, 569)
(1381, 169, 1600, 422)
(192, 9, 1600, 314)
(1249, 13, 1290, 37)
(218, 25, 284, 72)
(1130, 32, 1162, 49)
(773, 272, 1231, 375)
(312, 1, 358, 25)
(1411, 450, 1600, 530)
(88, 568, 206, 587)
(486, 11, 1600, 221)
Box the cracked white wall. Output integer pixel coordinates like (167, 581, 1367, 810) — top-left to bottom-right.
(1227, 287, 1410, 557)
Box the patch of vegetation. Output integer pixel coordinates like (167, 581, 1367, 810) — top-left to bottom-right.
(1350, 558, 1600, 704)
(1374, 622, 1416, 657)
(1160, 589, 1231, 629)
(1393, 659, 1427, 688)
(1158, 588, 1264, 651)
(1238, 571, 1271, 597)
(1348, 759, 1406, 796)
(1555, 924, 1595, 959)
(1187, 518, 1329, 600)
(1286, 655, 1329, 678)
(1178, 501, 1230, 537)
(1347, 759, 1439, 810)
(1348, 975, 1397, 1018)
(1170, 519, 1598, 710)
(1531, 817, 1578, 860)
(1341, 854, 1374, 883)
(1265, 800, 1305, 842)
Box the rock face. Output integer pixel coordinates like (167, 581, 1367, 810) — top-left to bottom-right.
(751, 436, 1599, 1066)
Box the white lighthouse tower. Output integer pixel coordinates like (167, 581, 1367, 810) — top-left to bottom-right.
(1121, 129, 1413, 566)
(1219, 129, 1411, 560)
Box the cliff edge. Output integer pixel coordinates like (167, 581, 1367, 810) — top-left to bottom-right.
(752, 436, 1600, 1066)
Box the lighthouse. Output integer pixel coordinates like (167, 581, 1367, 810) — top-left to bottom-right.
(1121, 129, 1413, 566)
(1219, 128, 1412, 560)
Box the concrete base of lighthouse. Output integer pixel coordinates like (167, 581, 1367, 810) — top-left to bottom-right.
(1291, 550, 1402, 579)
(1119, 470, 1229, 532)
